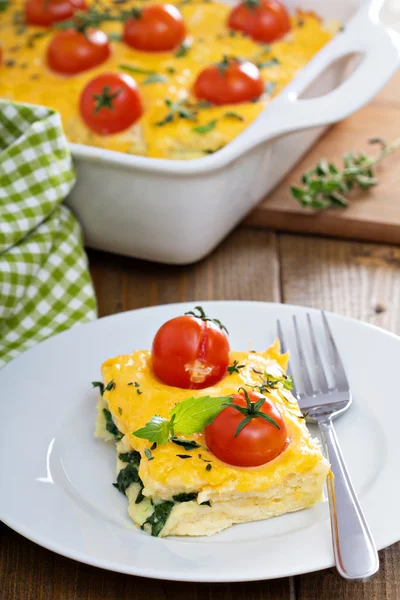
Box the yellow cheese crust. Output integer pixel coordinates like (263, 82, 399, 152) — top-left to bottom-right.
(0, 1, 337, 158)
(96, 341, 329, 536)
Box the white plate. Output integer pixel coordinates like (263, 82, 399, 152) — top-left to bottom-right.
(1, 301, 399, 582)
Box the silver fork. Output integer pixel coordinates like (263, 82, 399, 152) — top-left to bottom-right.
(277, 311, 379, 581)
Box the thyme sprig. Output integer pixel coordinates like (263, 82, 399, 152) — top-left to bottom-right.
(155, 98, 198, 126)
(291, 137, 400, 211)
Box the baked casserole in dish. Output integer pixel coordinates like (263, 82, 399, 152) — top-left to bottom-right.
(1, 0, 399, 263)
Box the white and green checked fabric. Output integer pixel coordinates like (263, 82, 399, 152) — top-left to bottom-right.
(0, 100, 97, 368)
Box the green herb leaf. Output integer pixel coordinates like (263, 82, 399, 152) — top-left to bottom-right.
(105, 380, 115, 392)
(200, 500, 211, 506)
(0, 0, 9, 11)
(171, 395, 232, 434)
(173, 492, 198, 502)
(151, 442, 157, 451)
(118, 407, 123, 415)
(166, 66, 176, 74)
(192, 120, 217, 135)
(108, 32, 122, 41)
(92, 381, 105, 395)
(205, 463, 212, 471)
(103, 409, 123, 441)
(142, 501, 174, 536)
(177, 454, 192, 459)
(142, 73, 168, 85)
(113, 463, 140, 494)
(171, 437, 201, 450)
(265, 81, 277, 96)
(119, 64, 155, 75)
(257, 57, 279, 69)
(155, 98, 197, 126)
(224, 112, 244, 122)
(227, 360, 245, 375)
(144, 448, 154, 461)
(133, 416, 170, 444)
(175, 40, 191, 58)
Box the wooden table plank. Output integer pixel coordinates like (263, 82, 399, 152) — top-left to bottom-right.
(90, 228, 281, 315)
(279, 233, 400, 600)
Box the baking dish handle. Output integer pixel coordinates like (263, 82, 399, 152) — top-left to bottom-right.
(242, 0, 400, 149)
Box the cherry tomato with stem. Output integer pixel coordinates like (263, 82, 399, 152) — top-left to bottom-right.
(205, 388, 288, 467)
(194, 56, 264, 106)
(79, 72, 143, 135)
(123, 4, 186, 52)
(152, 306, 230, 389)
(25, 0, 86, 27)
(47, 28, 110, 75)
(228, 0, 291, 43)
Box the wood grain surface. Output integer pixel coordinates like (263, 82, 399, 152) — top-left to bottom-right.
(246, 72, 400, 245)
(1, 227, 400, 599)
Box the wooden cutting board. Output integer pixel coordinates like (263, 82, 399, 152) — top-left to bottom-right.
(246, 71, 400, 245)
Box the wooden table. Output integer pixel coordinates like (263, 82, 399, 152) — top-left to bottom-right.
(2, 223, 400, 599)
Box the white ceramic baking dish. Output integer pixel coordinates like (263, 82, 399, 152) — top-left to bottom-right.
(65, 0, 400, 264)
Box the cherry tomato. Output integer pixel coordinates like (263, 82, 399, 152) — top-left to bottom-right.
(47, 29, 110, 75)
(79, 73, 143, 135)
(123, 4, 186, 52)
(25, 0, 86, 26)
(194, 57, 264, 105)
(228, 0, 291, 43)
(151, 309, 230, 389)
(205, 390, 287, 467)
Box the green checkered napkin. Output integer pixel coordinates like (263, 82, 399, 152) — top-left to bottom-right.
(0, 100, 97, 368)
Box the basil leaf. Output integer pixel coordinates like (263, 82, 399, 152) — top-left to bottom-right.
(133, 415, 170, 444)
(171, 395, 232, 434)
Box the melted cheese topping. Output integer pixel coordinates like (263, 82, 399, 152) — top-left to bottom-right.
(0, 1, 336, 158)
(101, 341, 328, 502)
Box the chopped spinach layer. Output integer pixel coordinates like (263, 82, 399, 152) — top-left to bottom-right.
(119, 450, 141, 466)
(172, 492, 198, 503)
(142, 501, 174, 537)
(113, 463, 141, 495)
(103, 408, 123, 441)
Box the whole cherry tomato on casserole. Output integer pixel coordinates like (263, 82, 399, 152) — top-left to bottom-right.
(152, 306, 230, 389)
(47, 29, 110, 75)
(228, 0, 291, 43)
(205, 388, 287, 467)
(25, 0, 86, 26)
(79, 73, 143, 135)
(194, 57, 264, 106)
(123, 4, 186, 52)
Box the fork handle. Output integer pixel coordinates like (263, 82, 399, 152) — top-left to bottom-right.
(319, 419, 379, 580)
